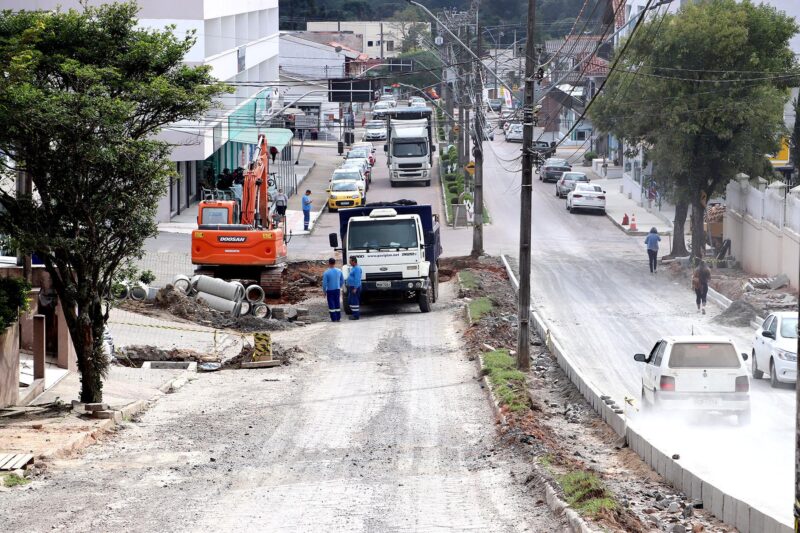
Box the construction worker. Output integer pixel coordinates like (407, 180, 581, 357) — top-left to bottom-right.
(302, 189, 313, 231)
(346, 255, 363, 320)
(322, 257, 345, 322)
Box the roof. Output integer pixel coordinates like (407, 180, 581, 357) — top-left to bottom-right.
(585, 56, 609, 77)
(285, 31, 364, 55)
(544, 35, 603, 57)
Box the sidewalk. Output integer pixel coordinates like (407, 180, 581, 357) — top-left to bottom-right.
(582, 167, 676, 237)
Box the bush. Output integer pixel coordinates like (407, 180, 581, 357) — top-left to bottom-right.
(583, 150, 598, 162)
(0, 277, 31, 332)
(450, 197, 461, 204)
(444, 173, 459, 182)
(448, 184, 460, 194)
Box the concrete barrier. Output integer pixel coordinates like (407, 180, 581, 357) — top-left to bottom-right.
(499, 254, 792, 533)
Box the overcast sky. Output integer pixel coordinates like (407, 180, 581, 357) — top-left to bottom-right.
(761, 0, 800, 53)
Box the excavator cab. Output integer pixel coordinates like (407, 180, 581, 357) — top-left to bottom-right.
(197, 200, 238, 226)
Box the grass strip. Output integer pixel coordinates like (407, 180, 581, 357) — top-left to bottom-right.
(559, 470, 617, 517)
(458, 271, 479, 290)
(469, 296, 493, 322)
(3, 473, 29, 487)
(481, 349, 529, 413)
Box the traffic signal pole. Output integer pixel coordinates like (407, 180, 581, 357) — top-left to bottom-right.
(517, 0, 536, 372)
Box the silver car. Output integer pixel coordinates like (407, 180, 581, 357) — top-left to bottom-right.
(364, 120, 387, 141)
(506, 124, 523, 142)
(555, 172, 589, 198)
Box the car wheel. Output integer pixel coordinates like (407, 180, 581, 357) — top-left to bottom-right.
(555, 188, 560, 198)
(566, 201, 570, 211)
(751, 350, 763, 379)
(769, 359, 781, 388)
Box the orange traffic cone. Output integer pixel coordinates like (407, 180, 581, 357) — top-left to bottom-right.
(622, 213, 629, 226)
(630, 213, 638, 231)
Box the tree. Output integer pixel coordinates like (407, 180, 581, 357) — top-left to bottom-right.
(0, 3, 228, 402)
(590, 0, 798, 257)
(791, 96, 800, 181)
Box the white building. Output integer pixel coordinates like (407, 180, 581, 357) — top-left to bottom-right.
(306, 21, 429, 59)
(2, 0, 283, 222)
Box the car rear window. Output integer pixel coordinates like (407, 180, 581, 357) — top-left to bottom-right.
(668, 342, 741, 368)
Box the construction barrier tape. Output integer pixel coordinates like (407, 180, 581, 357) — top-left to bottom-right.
(107, 321, 218, 334)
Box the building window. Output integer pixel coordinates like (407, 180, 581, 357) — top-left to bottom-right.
(574, 130, 587, 141)
(367, 40, 373, 47)
(375, 40, 381, 46)
(386, 41, 394, 51)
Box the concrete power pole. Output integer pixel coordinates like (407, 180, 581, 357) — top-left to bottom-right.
(517, 0, 536, 371)
(464, 24, 471, 188)
(471, 13, 484, 257)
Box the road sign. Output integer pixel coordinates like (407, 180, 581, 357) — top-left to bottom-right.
(465, 161, 475, 175)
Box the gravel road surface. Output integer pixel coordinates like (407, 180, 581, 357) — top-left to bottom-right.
(0, 282, 565, 532)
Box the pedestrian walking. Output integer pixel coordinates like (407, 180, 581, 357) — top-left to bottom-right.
(322, 257, 345, 322)
(346, 255, 363, 320)
(692, 259, 711, 314)
(274, 188, 288, 217)
(301, 189, 313, 231)
(644, 227, 661, 274)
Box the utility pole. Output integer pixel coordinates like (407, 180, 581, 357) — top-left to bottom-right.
(796, 248, 799, 532)
(463, 24, 471, 187)
(517, 0, 536, 371)
(471, 12, 483, 257)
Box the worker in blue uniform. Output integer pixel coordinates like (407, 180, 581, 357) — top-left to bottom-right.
(322, 257, 345, 322)
(346, 255, 363, 320)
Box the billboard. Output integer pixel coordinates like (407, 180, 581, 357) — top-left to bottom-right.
(328, 78, 380, 103)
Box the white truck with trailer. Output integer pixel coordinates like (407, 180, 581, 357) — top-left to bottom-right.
(384, 106, 434, 187)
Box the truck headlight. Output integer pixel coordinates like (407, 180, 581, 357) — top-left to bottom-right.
(776, 348, 797, 361)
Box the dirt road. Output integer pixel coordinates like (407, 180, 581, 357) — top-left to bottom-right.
(1, 282, 564, 532)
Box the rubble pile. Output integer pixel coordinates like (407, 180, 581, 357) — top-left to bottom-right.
(712, 299, 758, 327)
(117, 345, 212, 366)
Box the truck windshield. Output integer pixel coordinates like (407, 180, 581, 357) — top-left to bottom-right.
(348, 219, 419, 250)
(393, 142, 427, 157)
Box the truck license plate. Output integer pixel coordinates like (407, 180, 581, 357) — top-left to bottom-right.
(376, 281, 391, 288)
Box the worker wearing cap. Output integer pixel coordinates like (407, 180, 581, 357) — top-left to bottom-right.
(346, 255, 363, 320)
(322, 257, 345, 322)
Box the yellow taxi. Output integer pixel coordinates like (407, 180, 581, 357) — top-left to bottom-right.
(327, 180, 365, 212)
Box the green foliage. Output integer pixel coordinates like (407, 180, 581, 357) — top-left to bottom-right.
(582, 150, 597, 162)
(0, 3, 228, 402)
(559, 471, 617, 516)
(444, 173, 458, 183)
(0, 277, 31, 332)
(481, 349, 528, 412)
(3, 473, 29, 487)
(458, 270, 478, 290)
(590, 0, 799, 255)
(792, 98, 800, 174)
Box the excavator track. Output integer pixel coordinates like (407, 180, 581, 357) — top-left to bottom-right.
(260, 265, 286, 298)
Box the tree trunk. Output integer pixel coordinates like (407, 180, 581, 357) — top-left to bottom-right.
(691, 199, 706, 259)
(669, 199, 690, 257)
(63, 293, 107, 403)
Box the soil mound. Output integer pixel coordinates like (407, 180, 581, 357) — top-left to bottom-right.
(712, 299, 757, 327)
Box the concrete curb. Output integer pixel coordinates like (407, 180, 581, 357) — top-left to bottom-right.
(500, 254, 792, 533)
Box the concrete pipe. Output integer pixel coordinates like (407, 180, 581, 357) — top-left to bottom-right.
(251, 303, 271, 319)
(195, 291, 242, 316)
(189, 275, 201, 295)
(129, 282, 148, 302)
(239, 300, 251, 316)
(110, 281, 130, 301)
(172, 274, 192, 295)
(195, 276, 245, 301)
(245, 284, 265, 303)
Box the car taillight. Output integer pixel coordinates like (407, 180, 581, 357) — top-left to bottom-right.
(572, 194, 583, 198)
(598, 195, 606, 200)
(659, 376, 675, 391)
(735, 376, 749, 392)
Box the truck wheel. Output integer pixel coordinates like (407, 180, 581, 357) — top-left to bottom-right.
(342, 290, 352, 315)
(418, 289, 432, 313)
(390, 181, 396, 188)
(425, 180, 431, 186)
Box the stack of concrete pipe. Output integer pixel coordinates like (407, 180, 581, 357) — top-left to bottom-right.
(172, 274, 271, 318)
(110, 281, 155, 302)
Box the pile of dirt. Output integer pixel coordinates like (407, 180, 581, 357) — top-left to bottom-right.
(117, 345, 214, 366)
(223, 342, 305, 368)
(712, 299, 758, 327)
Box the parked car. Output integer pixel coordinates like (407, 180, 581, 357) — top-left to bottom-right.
(539, 158, 571, 182)
(327, 180, 364, 212)
(330, 168, 367, 193)
(482, 126, 495, 141)
(487, 98, 503, 112)
(555, 171, 589, 198)
(633, 336, 751, 425)
(372, 101, 392, 118)
(352, 141, 377, 154)
(346, 146, 374, 166)
(506, 123, 523, 142)
(752, 311, 797, 387)
(341, 158, 371, 185)
(378, 94, 397, 107)
(533, 140, 556, 159)
(363, 120, 387, 141)
(409, 96, 426, 107)
(566, 183, 606, 214)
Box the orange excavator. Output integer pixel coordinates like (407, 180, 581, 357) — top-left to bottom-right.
(191, 134, 289, 296)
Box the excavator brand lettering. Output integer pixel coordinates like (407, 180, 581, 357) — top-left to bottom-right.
(218, 236, 247, 243)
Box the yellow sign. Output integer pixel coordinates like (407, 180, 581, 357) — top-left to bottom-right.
(465, 161, 475, 175)
(452, 124, 461, 134)
(769, 137, 790, 167)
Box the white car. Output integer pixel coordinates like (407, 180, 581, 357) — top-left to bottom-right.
(566, 183, 606, 214)
(409, 96, 426, 107)
(555, 172, 589, 198)
(506, 123, 523, 142)
(330, 168, 367, 194)
(378, 95, 397, 107)
(634, 336, 751, 424)
(341, 158, 371, 186)
(752, 311, 797, 387)
(363, 120, 387, 141)
(372, 101, 392, 118)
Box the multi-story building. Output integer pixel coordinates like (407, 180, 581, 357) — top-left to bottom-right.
(2, 0, 282, 222)
(306, 21, 429, 59)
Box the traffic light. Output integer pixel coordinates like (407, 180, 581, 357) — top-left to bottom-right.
(536, 67, 544, 85)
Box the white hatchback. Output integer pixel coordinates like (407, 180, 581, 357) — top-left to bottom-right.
(752, 311, 797, 387)
(567, 183, 606, 214)
(634, 336, 751, 425)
